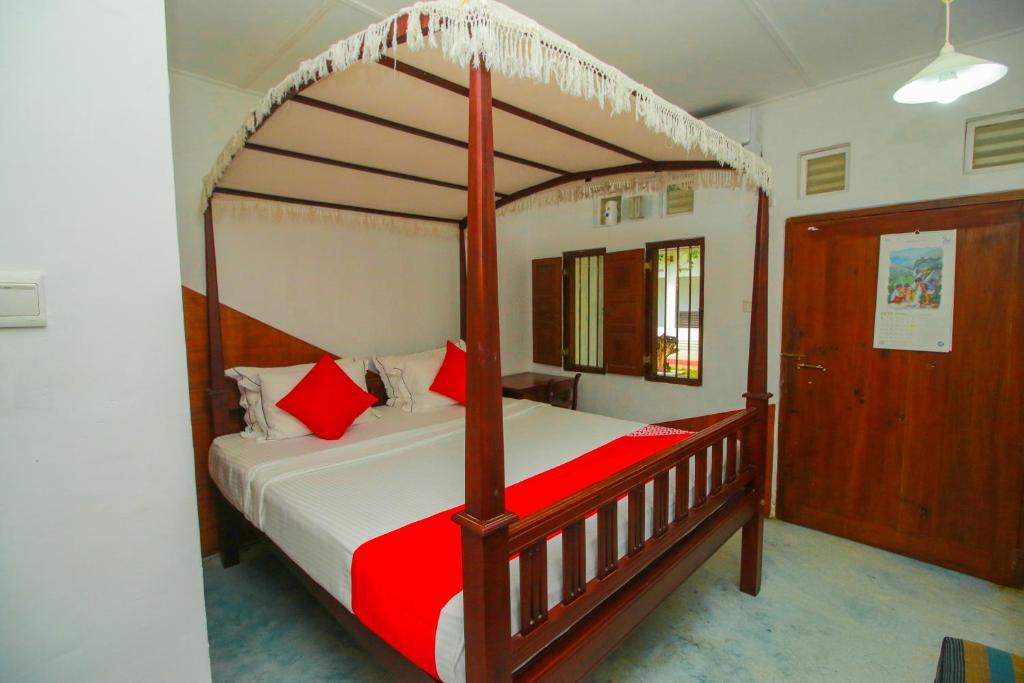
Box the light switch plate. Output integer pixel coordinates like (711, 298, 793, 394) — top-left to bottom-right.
(742, 299, 752, 313)
(0, 271, 46, 327)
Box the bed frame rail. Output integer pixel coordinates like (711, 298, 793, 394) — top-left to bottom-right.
(507, 407, 760, 673)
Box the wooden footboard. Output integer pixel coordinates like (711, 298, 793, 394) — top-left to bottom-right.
(507, 408, 762, 679)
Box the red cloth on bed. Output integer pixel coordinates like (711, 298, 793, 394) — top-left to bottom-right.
(275, 353, 377, 440)
(350, 425, 692, 679)
(429, 341, 467, 404)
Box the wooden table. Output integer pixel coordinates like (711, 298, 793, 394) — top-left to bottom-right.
(501, 372, 577, 406)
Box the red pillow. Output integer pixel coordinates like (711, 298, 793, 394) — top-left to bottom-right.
(429, 341, 466, 404)
(276, 354, 377, 440)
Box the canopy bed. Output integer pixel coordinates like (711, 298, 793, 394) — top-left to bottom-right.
(200, 2, 773, 681)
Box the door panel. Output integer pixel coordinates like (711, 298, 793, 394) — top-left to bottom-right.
(778, 193, 1024, 587)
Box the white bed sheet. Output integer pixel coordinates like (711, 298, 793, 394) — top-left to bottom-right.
(210, 398, 701, 683)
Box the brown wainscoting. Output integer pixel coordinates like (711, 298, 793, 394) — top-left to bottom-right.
(182, 286, 330, 556)
(659, 404, 775, 517)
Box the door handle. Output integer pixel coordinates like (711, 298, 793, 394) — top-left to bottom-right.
(796, 362, 827, 371)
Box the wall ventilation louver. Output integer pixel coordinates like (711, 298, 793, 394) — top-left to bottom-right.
(800, 145, 849, 198)
(966, 110, 1024, 173)
(665, 185, 695, 214)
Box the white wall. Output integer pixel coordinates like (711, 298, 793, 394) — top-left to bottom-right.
(169, 71, 260, 296)
(213, 202, 460, 358)
(499, 191, 758, 424)
(170, 71, 461, 358)
(0, 2, 211, 682)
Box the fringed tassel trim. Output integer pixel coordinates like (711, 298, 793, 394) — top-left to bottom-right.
(212, 195, 459, 239)
(498, 169, 751, 216)
(200, 0, 772, 213)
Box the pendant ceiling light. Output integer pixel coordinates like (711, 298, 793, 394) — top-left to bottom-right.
(893, 0, 1008, 104)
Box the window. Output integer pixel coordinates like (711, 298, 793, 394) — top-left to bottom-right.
(965, 110, 1024, 173)
(563, 249, 605, 372)
(531, 239, 703, 385)
(799, 144, 849, 197)
(646, 239, 703, 385)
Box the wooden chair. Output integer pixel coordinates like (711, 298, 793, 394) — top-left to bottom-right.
(547, 373, 581, 410)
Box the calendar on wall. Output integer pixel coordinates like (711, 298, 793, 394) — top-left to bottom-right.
(873, 229, 957, 353)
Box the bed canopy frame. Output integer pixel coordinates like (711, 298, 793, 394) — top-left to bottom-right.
(202, 2, 772, 680)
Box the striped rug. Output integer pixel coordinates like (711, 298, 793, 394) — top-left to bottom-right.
(935, 638, 1024, 683)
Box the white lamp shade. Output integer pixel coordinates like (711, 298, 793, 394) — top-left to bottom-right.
(894, 45, 1008, 104)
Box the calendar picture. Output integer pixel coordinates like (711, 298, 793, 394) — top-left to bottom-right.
(873, 230, 956, 353)
(886, 246, 943, 309)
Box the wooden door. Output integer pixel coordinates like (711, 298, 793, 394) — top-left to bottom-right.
(778, 191, 1024, 587)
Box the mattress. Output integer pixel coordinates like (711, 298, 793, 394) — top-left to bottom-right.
(210, 398, 701, 682)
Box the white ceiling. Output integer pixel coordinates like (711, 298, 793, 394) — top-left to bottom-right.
(166, 0, 1024, 116)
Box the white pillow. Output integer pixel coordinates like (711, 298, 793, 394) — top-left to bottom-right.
(225, 358, 378, 439)
(373, 341, 466, 412)
(224, 367, 269, 438)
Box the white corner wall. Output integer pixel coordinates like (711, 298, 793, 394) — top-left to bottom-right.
(0, 3, 211, 682)
(169, 71, 261, 296)
(212, 204, 461, 358)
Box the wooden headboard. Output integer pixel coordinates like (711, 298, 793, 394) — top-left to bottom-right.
(364, 370, 388, 407)
(182, 286, 387, 556)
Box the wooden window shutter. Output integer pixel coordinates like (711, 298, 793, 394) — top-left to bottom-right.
(532, 257, 563, 366)
(603, 249, 645, 376)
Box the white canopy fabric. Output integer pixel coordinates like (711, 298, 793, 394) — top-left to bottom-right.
(201, 0, 772, 225)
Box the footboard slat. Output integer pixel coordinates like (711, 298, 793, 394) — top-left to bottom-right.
(740, 424, 749, 471)
(674, 462, 690, 522)
(519, 540, 548, 636)
(711, 440, 723, 494)
(694, 448, 708, 507)
(726, 433, 737, 483)
(652, 472, 669, 537)
(597, 502, 618, 578)
(562, 520, 586, 605)
(626, 486, 645, 556)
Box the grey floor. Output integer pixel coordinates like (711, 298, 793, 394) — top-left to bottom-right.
(203, 519, 1024, 682)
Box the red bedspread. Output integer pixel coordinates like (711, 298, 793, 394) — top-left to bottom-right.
(350, 425, 691, 679)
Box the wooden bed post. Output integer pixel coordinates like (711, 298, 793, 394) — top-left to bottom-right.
(740, 189, 770, 596)
(459, 219, 467, 341)
(204, 204, 230, 438)
(451, 61, 515, 682)
(205, 202, 241, 567)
